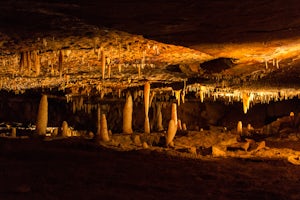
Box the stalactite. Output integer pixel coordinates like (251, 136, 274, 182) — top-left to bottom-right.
(265, 60, 268, 69)
(108, 64, 111, 79)
(242, 92, 251, 114)
(23, 51, 28, 74)
(181, 91, 185, 104)
(101, 50, 105, 79)
(66, 75, 70, 85)
(138, 64, 141, 78)
(34, 51, 40, 76)
(58, 50, 63, 78)
(144, 82, 151, 133)
(51, 65, 55, 76)
(118, 63, 122, 73)
(174, 90, 181, 106)
(166, 119, 177, 147)
(36, 95, 48, 135)
(123, 92, 133, 134)
(19, 52, 25, 73)
(26, 52, 31, 74)
(149, 91, 155, 108)
(72, 101, 76, 114)
(97, 47, 101, 60)
(118, 89, 121, 98)
(133, 90, 138, 101)
(100, 114, 110, 142)
(237, 121, 242, 135)
(141, 50, 146, 69)
(87, 103, 92, 114)
(200, 91, 204, 103)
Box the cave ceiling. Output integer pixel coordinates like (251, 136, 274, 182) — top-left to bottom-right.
(1, 0, 300, 104)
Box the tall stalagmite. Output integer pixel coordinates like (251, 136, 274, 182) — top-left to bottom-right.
(100, 114, 110, 142)
(61, 121, 69, 137)
(96, 106, 101, 139)
(123, 92, 133, 134)
(166, 119, 177, 147)
(36, 95, 48, 135)
(156, 102, 164, 131)
(171, 103, 178, 126)
(237, 121, 243, 134)
(144, 82, 151, 133)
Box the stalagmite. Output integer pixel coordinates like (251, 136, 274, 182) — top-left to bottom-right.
(166, 119, 177, 147)
(52, 128, 58, 137)
(177, 119, 182, 130)
(123, 92, 133, 134)
(96, 106, 101, 138)
(11, 128, 16, 138)
(182, 123, 187, 131)
(156, 102, 164, 131)
(100, 114, 110, 142)
(237, 121, 243, 135)
(58, 50, 63, 78)
(144, 82, 150, 133)
(171, 103, 178, 126)
(36, 95, 48, 136)
(247, 124, 253, 131)
(61, 121, 69, 137)
(101, 50, 105, 79)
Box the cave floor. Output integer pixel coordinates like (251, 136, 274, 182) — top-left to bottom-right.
(0, 135, 300, 200)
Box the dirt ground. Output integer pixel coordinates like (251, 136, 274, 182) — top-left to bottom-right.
(0, 137, 300, 200)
